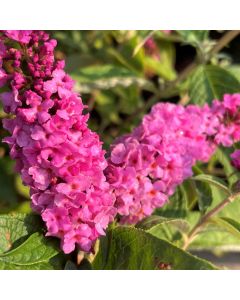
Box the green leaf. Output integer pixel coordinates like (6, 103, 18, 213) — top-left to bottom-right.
(0, 213, 42, 254)
(192, 164, 232, 214)
(65, 54, 99, 73)
(183, 179, 199, 209)
(13, 201, 31, 214)
(0, 214, 65, 270)
(177, 30, 209, 46)
(186, 211, 240, 252)
(196, 183, 212, 213)
(210, 217, 240, 240)
(155, 185, 188, 218)
(118, 34, 146, 73)
(192, 165, 229, 213)
(136, 215, 189, 232)
(227, 64, 240, 82)
(72, 64, 137, 81)
(64, 260, 78, 270)
(93, 226, 217, 270)
(94, 91, 120, 125)
(221, 217, 240, 232)
(72, 64, 154, 93)
(218, 193, 240, 222)
(78, 259, 93, 270)
(137, 215, 190, 247)
(0, 233, 61, 270)
(117, 85, 143, 115)
(189, 65, 240, 105)
(186, 212, 240, 252)
(206, 184, 226, 213)
(191, 174, 231, 195)
(15, 175, 30, 199)
(192, 166, 213, 213)
(190, 225, 240, 251)
(107, 47, 141, 74)
(214, 147, 240, 187)
(198, 189, 240, 226)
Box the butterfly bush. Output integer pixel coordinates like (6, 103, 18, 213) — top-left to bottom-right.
(106, 94, 240, 224)
(1, 30, 240, 253)
(0, 30, 116, 254)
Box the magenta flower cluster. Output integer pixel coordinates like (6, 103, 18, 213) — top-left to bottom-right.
(106, 94, 240, 224)
(215, 94, 240, 169)
(0, 31, 116, 254)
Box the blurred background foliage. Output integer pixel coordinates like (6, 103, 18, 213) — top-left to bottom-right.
(2, 30, 240, 267)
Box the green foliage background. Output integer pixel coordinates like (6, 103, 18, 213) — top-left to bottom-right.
(1, 30, 240, 269)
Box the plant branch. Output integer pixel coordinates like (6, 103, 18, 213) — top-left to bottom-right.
(209, 30, 240, 56)
(183, 192, 240, 250)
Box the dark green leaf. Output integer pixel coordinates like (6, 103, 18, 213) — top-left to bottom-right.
(65, 54, 99, 73)
(136, 215, 188, 231)
(0, 213, 42, 254)
(72, 64, 154, 93)
(214, 147, 240, 187)
(186, 212, 240, 252)
(93, 226, 217, 270)
(137, 216, 190, 247)
(155, 185, 188, 218)
(218, 193, 240, 222)
(196, 184, 212, 212)
(227, 64, 240, 82)
(0, 233, 61, 270)
(64, 260, 78, 270)
(72, 64, 137, 81)
(78, 259, 93, 270)
(193, 165, 219, 213)
(221, 217, 240, 232)
(209, 217, 240, 240)
(189, 65, 240, 105)
(191, 174, 231, 195)
(177, 30, 209, 46)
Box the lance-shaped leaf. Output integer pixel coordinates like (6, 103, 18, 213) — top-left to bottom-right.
(0, 233, 62, 270)
(155, 185, 189, 218)
(209, 217, 240, 240)
(191, 174, 231, 196)
(93, 226, 217, 270)
(214, 147, 240, 187)
(189, 65, 240, 105)
(177, 30, 209, 46)
(0, 213, 42, 254)
(186, 212, 240, 251)
(136, 215, 190, 247)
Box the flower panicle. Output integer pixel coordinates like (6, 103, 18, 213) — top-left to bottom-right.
(106, 94, 240, 224)
(0, 30, 116, 254)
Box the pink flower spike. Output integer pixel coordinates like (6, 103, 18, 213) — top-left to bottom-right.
(0, 30, 116, 254)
